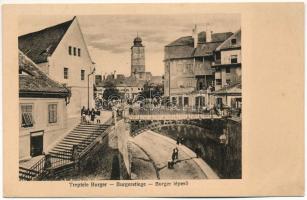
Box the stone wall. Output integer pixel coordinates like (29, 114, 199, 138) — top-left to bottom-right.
(146, 118, 242, 179)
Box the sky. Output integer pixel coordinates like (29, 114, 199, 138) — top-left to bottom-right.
(19, 14, 240, 76)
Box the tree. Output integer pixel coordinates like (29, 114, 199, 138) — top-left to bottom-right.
(102, 81, 120, 101)
(139, 81, 164, 102)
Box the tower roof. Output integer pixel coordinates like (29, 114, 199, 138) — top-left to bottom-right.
(133, 35, 143, 47)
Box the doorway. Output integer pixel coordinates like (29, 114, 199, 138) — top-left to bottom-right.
(30, 131, 44, 157)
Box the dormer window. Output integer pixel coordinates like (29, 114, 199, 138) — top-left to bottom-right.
(231, 39, 237, 45)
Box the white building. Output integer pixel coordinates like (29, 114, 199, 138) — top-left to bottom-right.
(19, 16, 95, 128)
(19, 51, 70, 160)
(212, 29, 242, 108)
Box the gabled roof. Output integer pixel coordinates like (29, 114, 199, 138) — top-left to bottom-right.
(212, 82, 241, 95)
(18, 17, 75, 64)
(216, 29, 241, 51)
(19, 51, 70, 98)
(166, 32, 233, 47)
(165, 32, 233, 60)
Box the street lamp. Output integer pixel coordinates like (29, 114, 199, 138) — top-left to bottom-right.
(88, 67, 96, 109)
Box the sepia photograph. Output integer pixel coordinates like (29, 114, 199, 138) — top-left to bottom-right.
(2, 3, 304, 197)
(18, 14, 241, 181)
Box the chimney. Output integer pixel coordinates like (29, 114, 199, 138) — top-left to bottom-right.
(114, 70, 117, 79)
(205, 23, 212, 43)
(192, 24, 198, 48)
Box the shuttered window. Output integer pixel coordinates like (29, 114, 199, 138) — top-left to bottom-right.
(21, 104, 34, 127)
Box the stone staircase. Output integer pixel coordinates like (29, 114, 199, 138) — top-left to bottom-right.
(19, 122, 112, 181)
(49, 123, 110, 162)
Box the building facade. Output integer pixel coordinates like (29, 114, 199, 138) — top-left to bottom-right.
(19, 51, 70, 160)
(212, 29, 242, 108)
(19, 16, 95, 128)
(96, 74, 145, 101)
(164, 26, 233, 108)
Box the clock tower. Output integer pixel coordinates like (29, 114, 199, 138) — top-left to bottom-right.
(131, 35, 145, 78)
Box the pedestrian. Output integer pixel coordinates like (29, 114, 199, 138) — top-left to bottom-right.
(176, 136, 181, 145)
(195, 147, 202, 158)
(81, 106, 86, 116)
(180, 137, 184, 145)
(174, 147, 179, 160)
(81, 106, 86, 123)
(90, 108, 96, 124)
(171, 148, 177, 164)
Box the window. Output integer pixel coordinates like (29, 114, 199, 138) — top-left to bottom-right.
(231, 39, 237, 45)
(231, 55, 238, 64)
(216, 79, 222, 85)
(73, 47, 76, 56)
(185, 64, 193, 73)
(68, 46, 72, 55)
(78, 48, 81, 57)
(226, 66, 231, 73)
(21, 104, 33, 128)
(64, 68, 68, 79)
(177, 63, 183, 73)
(81, 70, 85, 80)
(48, 104, 57, 123)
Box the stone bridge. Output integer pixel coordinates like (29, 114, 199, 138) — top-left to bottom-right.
(129, 117, 224, 137)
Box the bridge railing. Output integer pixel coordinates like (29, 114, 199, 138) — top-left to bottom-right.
(130, 106, 211, 115)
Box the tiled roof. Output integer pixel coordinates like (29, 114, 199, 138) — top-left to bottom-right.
(19, 51, 70, 97)
(18, 17, 75, 64)
(166, 32, 233, 47)
(97, 75, 145, 88)
(194, 42, 223, 57)
(165, 32, 233, 60)
(216, 29, 241, 51)
(212, 82, 241, 95)
(149, 76, 163, 85)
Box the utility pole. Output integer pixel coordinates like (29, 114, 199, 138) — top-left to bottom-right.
(88, 68, 96, 109)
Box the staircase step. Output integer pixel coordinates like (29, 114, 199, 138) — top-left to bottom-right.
(19, 176, 32, 181)
(70, 131, 103, 135)
(19, 170, 37, 177)
(59, 139, 93, 145)
(50, 150, 72, 155)
(52, 145, 73, 151)
(62, 138, 90, 143)
(67, 134, 99, 140)
(56, 143, 74, 148)
(72, 129, 105, 133)
(50, 154, 72, 161)
(69, 132, 100, 137)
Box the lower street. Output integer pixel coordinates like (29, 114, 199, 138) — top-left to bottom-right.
(130, 130, 218, 179)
